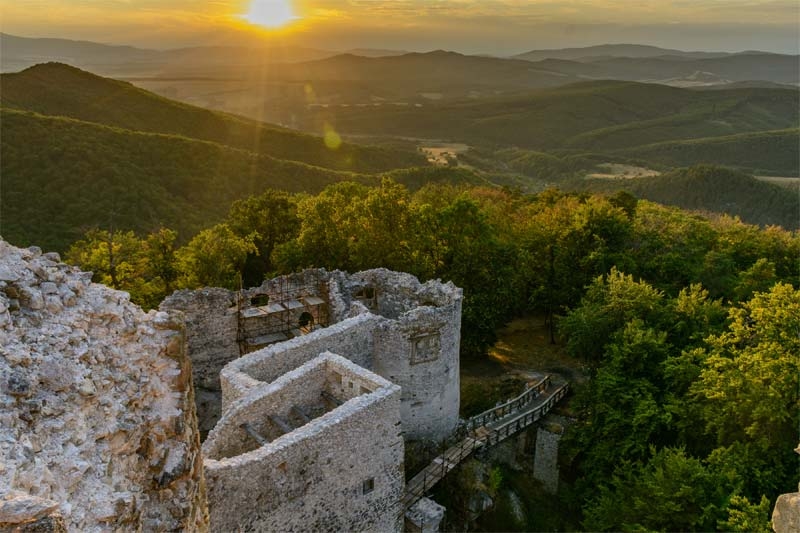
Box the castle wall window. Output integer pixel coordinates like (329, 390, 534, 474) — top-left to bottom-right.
(362, 478, 375, 495)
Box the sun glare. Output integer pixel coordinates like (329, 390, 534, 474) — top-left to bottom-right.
(243, 0, 298, 29)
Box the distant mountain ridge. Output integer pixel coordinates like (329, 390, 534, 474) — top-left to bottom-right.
(3, 33, 797, 94)
(513, 44, 741, 62)
(0, 33, 334, 75)
(275, 50, 577, 88)
(343, 48, 409, 58)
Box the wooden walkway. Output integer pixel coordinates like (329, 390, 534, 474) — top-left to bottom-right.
(403, 375, 569, 510)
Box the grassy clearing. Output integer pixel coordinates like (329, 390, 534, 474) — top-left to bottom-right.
(756, 176, 800, 189)
(421, 142, 471, 166)
(585, 162, 661, 180)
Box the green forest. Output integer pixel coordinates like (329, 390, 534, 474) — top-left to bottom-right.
(64, 179, 799, 531)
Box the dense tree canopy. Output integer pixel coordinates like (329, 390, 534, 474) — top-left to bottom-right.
(560, 275, 799, 531)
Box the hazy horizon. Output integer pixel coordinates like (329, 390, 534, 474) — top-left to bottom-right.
(2, 0, 799, 56)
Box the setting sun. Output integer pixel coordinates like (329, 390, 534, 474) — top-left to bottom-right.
(242, 0, 298, 29)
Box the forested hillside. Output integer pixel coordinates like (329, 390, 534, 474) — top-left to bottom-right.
(577, 166, 800, 230)
(0, 63, 427, 173)
(299, 80, 799, 174)
(617, 129, 799, 176)
(1, 107, 511, 251)
(0, 108, 365, 251)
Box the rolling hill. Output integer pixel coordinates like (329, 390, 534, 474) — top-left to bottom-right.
(575, 166, 799, 230)
(513, 45, 799, 86)
(273, 51, 579, 90)
(0, 63, 427, 173)
(571, 53, 800, 85)
(144, 50, 585, 103)
(297, 80, 799, 175)
(2, 60, 796, 253)
(617, 129, 800, 176)
(513, 44, 733, 62)
(0, 33, 334, 75)
(0, 108, 378, 251)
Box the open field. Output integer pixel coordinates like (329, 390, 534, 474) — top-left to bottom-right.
(421, 142, 471, 166)
(755, 176, 800, 189)
(586, 162, 661, 180)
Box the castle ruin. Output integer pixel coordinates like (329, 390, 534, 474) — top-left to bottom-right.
(162, 268, 463, 531)
(1, 236, 463, 532)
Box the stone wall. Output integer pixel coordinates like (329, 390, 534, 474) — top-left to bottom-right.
(773, 492, 800, 533)
(204, 353, 404, 533)
(160, 288, 238, 391)
(405, 497, 446, 533)
(532, 426, 562, 494)
(210, 268, 462, 443)
(350, 269, 462, 441)
(0, 241, 208, 532)
(372, 303, 461, 442)
(160, 288, 238, 436)
(221, 313, 380, 410)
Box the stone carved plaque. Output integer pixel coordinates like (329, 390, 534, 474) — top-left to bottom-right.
(411, 332, 441, 364)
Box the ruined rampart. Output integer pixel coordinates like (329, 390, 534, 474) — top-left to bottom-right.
(0, 240, 208, 531)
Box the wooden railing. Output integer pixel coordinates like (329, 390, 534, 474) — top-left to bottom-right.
(464, 375, 551, 432)
(404, 378, 569, 510)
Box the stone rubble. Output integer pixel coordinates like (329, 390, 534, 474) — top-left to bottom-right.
(0, 240, 208, 532)
(772, 492, 800, 533)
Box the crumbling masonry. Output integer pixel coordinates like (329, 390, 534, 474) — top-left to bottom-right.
(161, 268, 463, 531)
(0, 240, 208, 531)
(2, 240, 462, 533)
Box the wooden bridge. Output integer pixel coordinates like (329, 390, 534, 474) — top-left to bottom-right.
(403, 375, 570, 510)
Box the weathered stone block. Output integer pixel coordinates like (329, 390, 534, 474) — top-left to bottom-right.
(773, 492, 800, 533)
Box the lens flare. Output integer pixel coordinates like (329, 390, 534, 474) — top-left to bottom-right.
(323, 122, 342, 150)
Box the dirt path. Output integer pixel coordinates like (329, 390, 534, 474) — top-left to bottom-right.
(460, 314, 587, 417)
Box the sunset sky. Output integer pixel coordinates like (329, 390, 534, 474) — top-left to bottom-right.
(1, 0, 798, 54)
